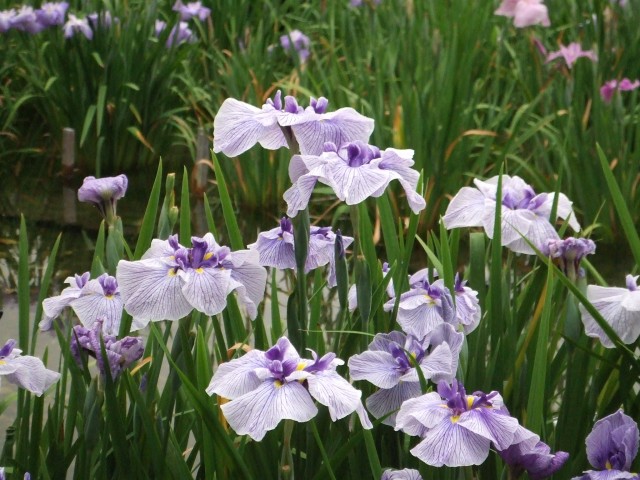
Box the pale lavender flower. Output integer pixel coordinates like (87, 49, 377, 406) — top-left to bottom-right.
(172, 1, 211, 21)
(248, 218, 353, 287)
(579, 274, 640, 348)
(0, 9, 16, 33)
(572, 410, 639, 480)
(11, 6, 44, 33)
(349, 262, 394, 312)
(206, 336, 372, 441)
(601, 78, 640, 103)
(443, 175, 580, 254)
(280, 29, 310, 63)
(546, 42, 597, 68)
(0, 467, 4, 480)
(63, 14, 93, 39)
(383, 275, 455, 339)
(453, 273, 481, 334)
(498, 437, 569, 479)
(35, 2, 69, 28)
(41, 271, 91, 331)
(87, 11, 116, 30)
(117, 233, 267, 330)
(284, 140, 425, 217)
(154, 19, 167, 36)
(71, 319, 144, 379)
(166, 21, 196, 47)
(395, 379, 537, 467)
(495, 0, 550, 28)
(78, 175, 127, 223)
(213, 90, 374, 157)
(351, 0, 383, 6)
(541, 237, 596, 280)
(0, 339, 61, 396)
(381, 469, 422, 480)
(349, 325, 463, 426)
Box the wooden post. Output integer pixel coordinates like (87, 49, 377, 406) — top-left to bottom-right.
(194, 127, 210, 195)
(61, 128, 77, 224)
(62, 128, 75, 174)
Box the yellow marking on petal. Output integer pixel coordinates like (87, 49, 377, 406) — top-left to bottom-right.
(167, 269, 177, 277)
(196, 268, 204, 274)
(451, 415, 460, 423)
(0, 360, 5, 365)
(105, 295, 114, 300)
(423, 294, 435, 305)
(204, 252, 213, 260)
(274, 380, 283, 388)
(467, 396, 475, 409)
(296, 363, 305, 371)
(605, 461, 612, 470)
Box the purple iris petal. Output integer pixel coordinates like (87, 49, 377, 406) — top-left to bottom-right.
(41, 271, 91, 331)
(541, 237, 596, 280)
(166, 21, 196, 47)
(11, 6, 44, 33)
(35, 2, 69, 28)
(206, 336, 371, 441)
(0, 339, 61, 396)
(280, 29, 310, 63)
(172, 1, 211, 21)
(499, 437, 569, 479)
(71, 319, 143, 379)
(77, 174, 128, 222)
(381, 469, 423, 480)
(545, 42, 597, 69)
(453, 273, 481, 334)
(63, 14, 93, 39)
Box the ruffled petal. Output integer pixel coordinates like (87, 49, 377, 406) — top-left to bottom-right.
(4, 355, 60, 396)
(366, 381, 422, 426)
(180, 267, 234, 316)
(306, 370, 363, 422)
(325, 160, 391, 205)
(348, 350, 403, 388)
(206, 349, 269, 399)
(443, 187, 487, 229)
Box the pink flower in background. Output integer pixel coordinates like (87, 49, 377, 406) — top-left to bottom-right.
(495, 0, 550, 28)
(546, 43, 597, 69)
(600, 78, 640, 103)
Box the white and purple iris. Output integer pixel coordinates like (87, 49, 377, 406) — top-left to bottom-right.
(381, 469, 422, 480)
(443, 175, 580, 255)
(213, 91, 375, 157)
(280, 29, 310, 63)
(383, 273, 455, 340)
(117, 233, 267, 330)
(541, 236, 596, 281)
(395, 380, 537, 467)
(42, 272, 123, 335)
(172, 1, 211, 21)
(348, 326, 463, 426)
(77, 174, 128, 223)
(579, 274, 640, 348)
(0, 339, 61, 396)
(498, 437, 569, 480)
(63, 14, 92, 39)
(206, 336, 372, 441)
(70, 319, 144, 380)
(452, 273, 481, 334)
(573, 410, 639, 479)
(248, 218, 353, 287)
(284, 140, 425, 217)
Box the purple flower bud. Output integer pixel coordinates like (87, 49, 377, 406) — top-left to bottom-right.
(77, 174, 128, 223)
(541, 237, 596, 281)
(499, 438, 569, 479)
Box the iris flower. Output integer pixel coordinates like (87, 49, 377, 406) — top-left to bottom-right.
(172, 1, 211, 21)
(348, 326, 463, 426)
(452, 274, 481, 334)
(545, 42, 597, 69)
(381, 469, 422, 480)
(248, 218, 353, 287)
(63, 14, 92, 39)
(77, 174, 128, 223)
(10, 6, 44, 33)
(600, 78, 640, 103)
(541, 237, 595, 281)
(284, 140, 425, 217)
(395, 380, 537, 467)
(579, 274, 640, 348)
(42, 273, 123, 335)
(117, 233, 267, 330)
(572, 410, 639, 479)
(213, 91, 374, 157)
(443, 175, 580, 254)
(0, 10, 16, 33)
(71, 319, 144, 380)
(383, 274, 455, 340)
(0, 339, 61, 396)
(495, 0, 550, 28)
(280, 29, 310, 63)
(206, 336, 372, 441)
(499, 437, 569, 479)
(35, 2, 69, 28)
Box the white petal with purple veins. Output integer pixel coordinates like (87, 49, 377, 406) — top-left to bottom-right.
(180, 267, 235, 316)
(221, 380, 317, 441)
(306, 370, 362, 421)
(326, 160, 391, 205)
(2, 355, 60, 396)
(504, 214, 559, 254)
(443, 187, 487, 229)
(395, 392, 450, 434)
(457, 407, 521, 450)
(348, 350, 403, 388)
(366, 381, 422, 426)
(206, 349, 268, 399)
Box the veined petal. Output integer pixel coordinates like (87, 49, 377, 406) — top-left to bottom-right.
(483, 205, 534, 245)
(366, 382, 422, 427)
(395, 392, 450, 434)
(142, 238, 183, 260)
(206, 349, 268, 399)
(326, 160, 391, 205)
(180, 267, 234, 316)
(306, 370, 362, 421)
(284, 173, 319, 217)
(504, 215, 559, 255)
(117, 259, 193, 324)
(348, 350, 403, 388)
(220, 380, 317, 441)
(213, 98, 286, 157)
(227, 250, 268, 319)
(70, 290, 123, 334)
(457, 407, 521, 451)
(3, 355, 60, 396)
(442, 187, 486, 229)
(580, 296, 640, 348)
(410, 417, 490, 467)
(396, 296, 446, 339)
